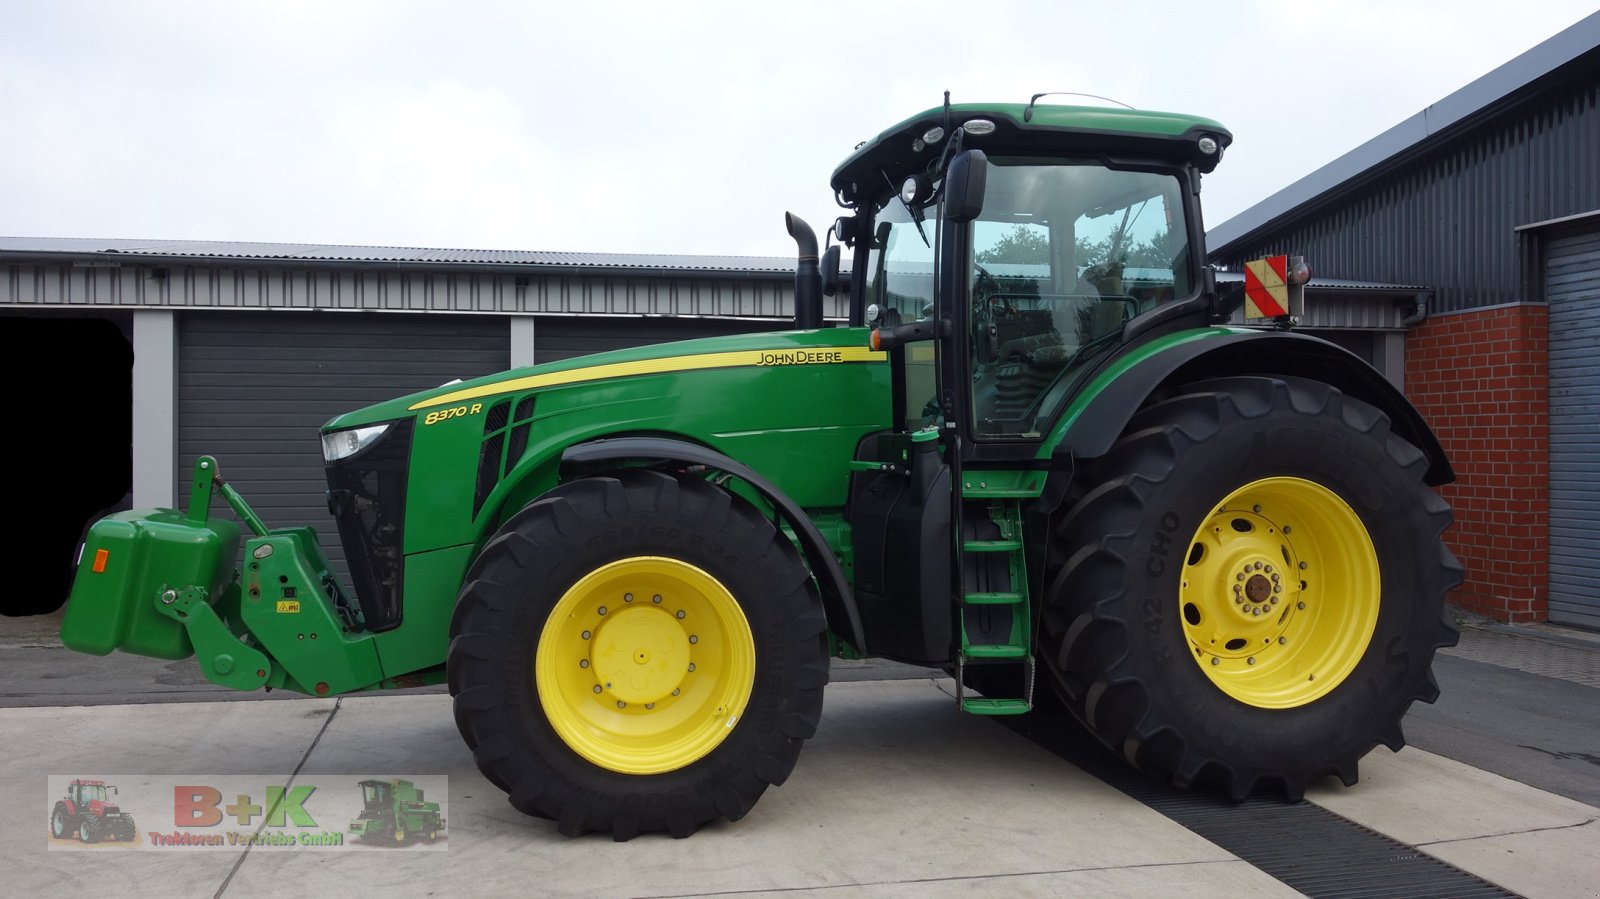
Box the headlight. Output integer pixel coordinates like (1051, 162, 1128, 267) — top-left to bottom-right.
(321, 424, 391, 463)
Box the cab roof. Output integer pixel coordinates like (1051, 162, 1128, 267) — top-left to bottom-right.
(830, 102, 1232, 206)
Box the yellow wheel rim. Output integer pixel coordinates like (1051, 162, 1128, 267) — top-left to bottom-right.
(1180, 477, 1380, 708)
(535, 556, 756, 774)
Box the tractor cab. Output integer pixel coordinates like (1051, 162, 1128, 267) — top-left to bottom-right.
(833, 101, 1232, 708)
(832, 100, 1227, 453)
(358, 779, 391, 810)
(69, 780, 110, 808)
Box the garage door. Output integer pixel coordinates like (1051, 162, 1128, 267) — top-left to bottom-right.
(1546, 228, 1600, 629)
(178, 312, 509, 584)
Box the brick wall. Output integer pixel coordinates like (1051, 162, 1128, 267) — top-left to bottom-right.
(1405, 304, 1548, 622)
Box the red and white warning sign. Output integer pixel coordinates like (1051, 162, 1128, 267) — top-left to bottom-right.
(1243, 255, 1290, 319)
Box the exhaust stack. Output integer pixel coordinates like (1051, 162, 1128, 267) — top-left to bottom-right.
(785, 212, 823, 330)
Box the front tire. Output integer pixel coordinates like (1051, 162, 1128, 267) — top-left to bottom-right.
(448, 469, 829, 839)
(1041, 376, 1460, 799)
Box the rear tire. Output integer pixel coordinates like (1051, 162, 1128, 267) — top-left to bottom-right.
(448, 469, 829, 839)
(50, 805, 73, 840)
(1041, 376, 1460, 799)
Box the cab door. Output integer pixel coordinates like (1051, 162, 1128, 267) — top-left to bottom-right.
(845, 188, 957, 665)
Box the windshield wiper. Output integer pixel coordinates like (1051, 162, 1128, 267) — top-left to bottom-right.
(882, 170, 930, 248)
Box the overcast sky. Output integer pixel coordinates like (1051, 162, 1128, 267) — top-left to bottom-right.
(1, 1, 1594, 259)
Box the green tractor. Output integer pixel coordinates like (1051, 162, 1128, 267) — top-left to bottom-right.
(349, 779, 444, 844)
(63, 98, 1460, 840)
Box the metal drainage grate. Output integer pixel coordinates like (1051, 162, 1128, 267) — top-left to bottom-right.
(1003, 713, 1519, 899)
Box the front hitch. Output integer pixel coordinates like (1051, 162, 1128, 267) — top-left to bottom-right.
(63, 456, 382, 695)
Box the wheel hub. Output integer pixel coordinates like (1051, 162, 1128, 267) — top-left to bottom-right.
(590, 606, 691, 704)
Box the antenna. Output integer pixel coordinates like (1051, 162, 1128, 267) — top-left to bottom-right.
(1024, 91, 1135, 121)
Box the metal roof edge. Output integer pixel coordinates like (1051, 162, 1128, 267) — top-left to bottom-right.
(1214, 270, 1428, 294)
(1514, 208, 1600, 232)
(0, 237, 812, 280)
(1207, 10, 1600, 253)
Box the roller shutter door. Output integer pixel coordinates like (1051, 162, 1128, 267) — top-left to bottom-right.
(1546, 228, 1600, 629)
(178, 312, 508, 582)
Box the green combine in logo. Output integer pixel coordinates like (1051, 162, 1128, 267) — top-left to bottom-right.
(348, 780, 443, 845)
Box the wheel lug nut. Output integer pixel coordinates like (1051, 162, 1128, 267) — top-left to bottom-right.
(617, 701, 627, 709)
(1210, 657, 1220, 666)
(1234, 596, 1243, 604)
(579, 659, 589, 668)
(1271, 573, 1280, 582)
(1264, 565, 1274, 574)
(653, 595, 662, 603)
(1297, 601, 1306, 610)
(598, 606, 607, 616)
(624, 593, 634, 603)
(689, 635, 699, 644)
(1253, 505, 1262, 513)
(1236, 573, 1245, 581)
(1247, 657, 1256, 665)
(581, 630, 592, 640)
(1278, 636, 1287, 644)
(1270, 596, 1279, 604)
(592, 685, 602, 694)
(672, 688, 681, 696)
(1253, 561, 1263, 571)
(1283, 526, 1292, 534)
(687, 663, 696, 672)
(645, 703, 654, 710)
(676, 610, 686, 619)
(1299, 561, 1308, 570)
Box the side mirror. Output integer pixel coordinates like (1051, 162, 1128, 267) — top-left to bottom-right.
(942, 149, 988, 223)
(821, 245, 841, 297)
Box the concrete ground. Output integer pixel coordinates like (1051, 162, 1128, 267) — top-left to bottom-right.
(4, 609, 1598, 898)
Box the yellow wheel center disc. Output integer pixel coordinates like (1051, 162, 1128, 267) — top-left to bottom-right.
(535, 556, 756, 774)
(1179, 477, 1380, 709)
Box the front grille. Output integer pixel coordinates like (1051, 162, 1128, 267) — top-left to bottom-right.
(326, 419, 413, 632)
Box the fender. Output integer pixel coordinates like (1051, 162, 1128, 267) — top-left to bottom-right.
(560, 436, 866, 652)
(1051, 328, 1454, 486)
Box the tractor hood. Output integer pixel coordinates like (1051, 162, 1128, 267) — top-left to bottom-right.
(322, 327, 878, 433)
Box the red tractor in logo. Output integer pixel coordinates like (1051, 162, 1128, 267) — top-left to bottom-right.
(51, 779, 137, 843)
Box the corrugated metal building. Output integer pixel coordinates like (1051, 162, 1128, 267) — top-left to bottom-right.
(1208, 11, 1600, 628)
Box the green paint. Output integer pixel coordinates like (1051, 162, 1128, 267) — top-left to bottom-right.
(239, 528, 383, 695)
(371, 544, 477, 679)
(153, 583, 271, 691)
(1038, 327, 1248, 459)
(62, 508, 241, 660)
(961, 470, 1047, 499)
